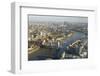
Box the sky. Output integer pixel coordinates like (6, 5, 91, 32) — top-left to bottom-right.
(28, 15, 88, 23)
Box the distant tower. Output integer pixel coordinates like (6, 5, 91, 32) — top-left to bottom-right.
(42, 40, 46, 45)
(64, 21, 66, 25)
(40, 32, 43, 36)
(52, 38, 55, 42)
(58, 41, 60, 48)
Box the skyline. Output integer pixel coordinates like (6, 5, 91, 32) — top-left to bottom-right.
(28, 15, 88, 23)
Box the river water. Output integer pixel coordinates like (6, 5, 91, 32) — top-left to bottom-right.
(56, 32, 87, 58)
(63, 32, 86, 47)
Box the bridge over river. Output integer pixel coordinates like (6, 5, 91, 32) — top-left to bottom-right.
(28, 31, 87, 60)
(53, 31, 87, 59)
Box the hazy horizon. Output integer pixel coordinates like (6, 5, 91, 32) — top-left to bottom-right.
(28, 15, 88, 23)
